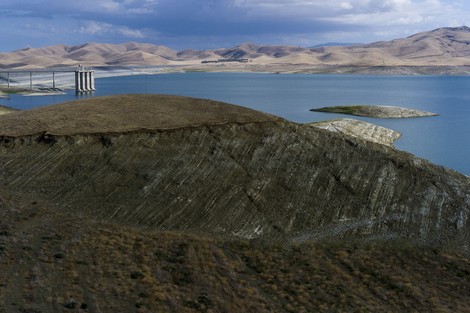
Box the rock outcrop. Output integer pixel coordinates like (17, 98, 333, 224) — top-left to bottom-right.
(308, 118, 401, 147)
(0, 95, 468, 249)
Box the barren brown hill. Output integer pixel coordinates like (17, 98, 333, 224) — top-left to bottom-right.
(0, 42, 180, 68)
(1, 27, 470, 71)
(214, 42, 311, 59)
(0, 94, 469, 312)
(341, 26, 470, 66)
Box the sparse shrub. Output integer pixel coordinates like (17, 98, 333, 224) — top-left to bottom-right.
(63, 299, 77, 309)
(131, 271, 145, 279)
(54, 252, 65, 259)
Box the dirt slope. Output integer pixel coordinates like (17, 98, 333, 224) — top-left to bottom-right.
(0, 189, 469, 313)
(0, 95, 468, 248)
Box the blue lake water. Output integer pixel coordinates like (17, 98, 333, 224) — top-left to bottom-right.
(2, 72, 469, 175)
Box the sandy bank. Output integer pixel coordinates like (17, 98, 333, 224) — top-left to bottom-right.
(2, 64, 470, 98)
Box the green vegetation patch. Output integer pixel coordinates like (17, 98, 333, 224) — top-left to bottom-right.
(311, 105, 437, 118)
(1, 90, 21, 95)
(311, 105, 370, 116)
(0, 87, 30, 94)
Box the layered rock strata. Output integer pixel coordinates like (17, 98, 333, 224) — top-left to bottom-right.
(0, 95, 468, 249)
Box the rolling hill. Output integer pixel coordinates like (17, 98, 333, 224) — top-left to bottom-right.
(1, 27, 470, 71)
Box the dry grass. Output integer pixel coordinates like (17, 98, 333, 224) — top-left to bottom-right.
(0, 191, 469, 312)
(0, 94, 281, 137)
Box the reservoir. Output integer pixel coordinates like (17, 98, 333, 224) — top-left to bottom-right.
(2, 72, 470, 175)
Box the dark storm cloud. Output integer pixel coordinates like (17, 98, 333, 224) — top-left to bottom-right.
(0, 0, 468, 51)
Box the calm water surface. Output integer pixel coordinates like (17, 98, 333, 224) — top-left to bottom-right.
(2, 73, 469, 175)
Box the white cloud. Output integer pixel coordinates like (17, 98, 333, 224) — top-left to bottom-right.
(127, 8, 154, 13)
(79, 21, 113, 35)
(228, 0, 470, 46)
(231, 0, 464, 22)
(100, 0, 121, 12)
(304, 0, 467, 38)
(119, 27, 145, 38)
(80, 21, 145, 38)
(340, 2, 354, 10)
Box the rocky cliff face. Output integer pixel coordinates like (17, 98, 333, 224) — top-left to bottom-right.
(0, 95, 468, 249)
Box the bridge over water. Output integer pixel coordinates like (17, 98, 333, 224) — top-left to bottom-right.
(0, 66, 95, 93)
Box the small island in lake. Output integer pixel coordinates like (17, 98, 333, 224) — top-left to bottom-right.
(311, 105, 438, 118)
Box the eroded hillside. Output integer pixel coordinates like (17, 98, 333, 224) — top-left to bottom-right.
(1, 94, 470, 312)
(0, 95, 468, 248)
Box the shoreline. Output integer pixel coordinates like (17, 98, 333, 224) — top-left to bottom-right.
(2, 64, 470, 92)
(2, 64, 470, 93)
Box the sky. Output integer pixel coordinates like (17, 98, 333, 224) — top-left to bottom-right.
(0, 0, 469, 52)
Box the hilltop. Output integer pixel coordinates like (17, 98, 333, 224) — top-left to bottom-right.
(0, 94, 280, 136)
(0, 94, 469, 311)
(1, 27, 470, 74)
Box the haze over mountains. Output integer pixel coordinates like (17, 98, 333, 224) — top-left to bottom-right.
(1, 27, 470, 71)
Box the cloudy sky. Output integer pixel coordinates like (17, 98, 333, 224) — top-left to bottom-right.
(0, 0, 468, 52)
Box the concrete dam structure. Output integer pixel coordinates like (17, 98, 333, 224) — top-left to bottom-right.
(0, 65, 95, 93)
(74, 66, 95, 93)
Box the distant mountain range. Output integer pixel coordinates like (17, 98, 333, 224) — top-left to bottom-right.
(1, 27, 470, 70)
(309, 42, 363, 48)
